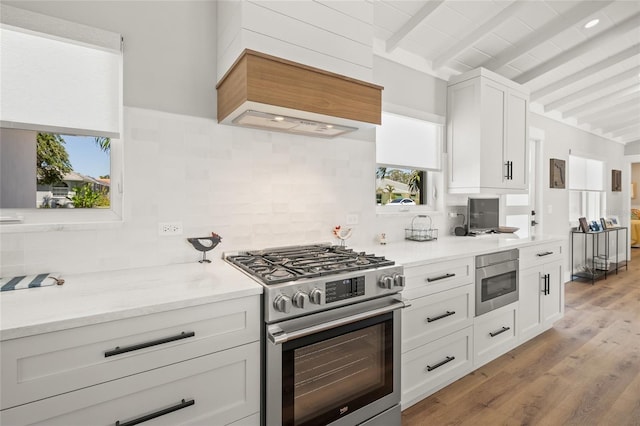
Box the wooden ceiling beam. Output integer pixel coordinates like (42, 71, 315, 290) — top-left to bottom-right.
(483, 1, 613, 72)
(542, 66, 640, 113)
(531, 44, 640, 101)
(562, 83, 640, 117)
(432, 1, 525, 70)
(385, 0, 445, 53)
(514, 12, 640, 84)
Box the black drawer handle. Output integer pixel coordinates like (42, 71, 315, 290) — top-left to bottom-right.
(115, 398, 195, 426)
(426, 273, 455, 282)
(426, 356, 455, 372)
(105, 331, 195, 358)
(489, 326, 510, 338)
(536, 251, 553, 257)
(426, 310, 456, 323)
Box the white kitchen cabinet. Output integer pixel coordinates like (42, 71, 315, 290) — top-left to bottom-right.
(519, 242, 565, 343)
(473, 302, 518, 368)
(402, 256, 474, 299)
(401, 326, 473, 409)
(0, 295, 261, 425)
(402, 283, 474, 353)
(401, 259, 475, 408)
(0, 342, 260, 426)
(447, 68, 529, 194)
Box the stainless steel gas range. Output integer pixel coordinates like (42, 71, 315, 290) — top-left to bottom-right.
(225, 244, 408, 426)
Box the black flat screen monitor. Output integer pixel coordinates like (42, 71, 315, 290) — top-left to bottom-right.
(468, 197, 499, 233)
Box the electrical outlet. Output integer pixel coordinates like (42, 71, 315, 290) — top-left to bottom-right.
(158, 222, 183, 236)
(346, 214, 359, 225)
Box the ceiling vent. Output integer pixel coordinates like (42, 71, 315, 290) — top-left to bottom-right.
(216, 50, 382, 138)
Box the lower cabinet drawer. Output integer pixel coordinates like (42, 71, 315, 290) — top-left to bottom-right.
(518, 241, 564, 270)
(402, 284, 474, 352)
(0, 342, 260, 426)
(403, 257, 474, 299)
(401, 326, 473, 409)
(1, 296, 260, 410)
(474, 302, 518, 368)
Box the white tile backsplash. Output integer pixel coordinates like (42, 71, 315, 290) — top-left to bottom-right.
(0, 107, 449, 277)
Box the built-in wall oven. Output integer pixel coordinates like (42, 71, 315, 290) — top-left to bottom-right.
(225, 244, 408, 426)
(475, 249, 519, 316)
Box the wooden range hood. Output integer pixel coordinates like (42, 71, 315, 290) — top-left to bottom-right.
(216, 49, 382, 138)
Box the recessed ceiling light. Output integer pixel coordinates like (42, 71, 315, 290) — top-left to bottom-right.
(584, 18, 600, 29)
(273, 116, 285, 122)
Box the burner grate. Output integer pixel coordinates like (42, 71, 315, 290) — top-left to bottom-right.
(226, 244, 394, 285)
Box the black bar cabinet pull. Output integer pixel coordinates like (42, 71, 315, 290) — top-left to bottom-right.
(115, 398, 195, 426)
(545, 274, 550, 295)
(504, 161, 510, 179)
(426, 310, 456, 323)
(537, 251, 553, 257)
(426, 273, 455, 282)
(105, 331, 195, 358)
(509, 161, 513, 180)
(489, 326, 510, 337)
(426, 356, 455, 372)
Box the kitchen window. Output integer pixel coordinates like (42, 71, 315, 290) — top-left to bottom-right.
(375, 112, 443, 211)
(0, 5, 123, 227)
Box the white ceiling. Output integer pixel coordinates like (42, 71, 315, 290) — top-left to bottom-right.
(372, 0, 640, 144)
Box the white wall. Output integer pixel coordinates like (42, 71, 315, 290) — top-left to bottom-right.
(531, 113, 626, 237)
(4, 0, 218, 119)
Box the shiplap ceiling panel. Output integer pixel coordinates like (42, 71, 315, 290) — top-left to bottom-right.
(372, 0, 640, 144)
(445, 0, 503, 23)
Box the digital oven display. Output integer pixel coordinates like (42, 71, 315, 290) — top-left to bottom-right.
(325, 276, 365, 303)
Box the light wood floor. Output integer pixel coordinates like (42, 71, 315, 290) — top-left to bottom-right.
(402, 249, 640, 426)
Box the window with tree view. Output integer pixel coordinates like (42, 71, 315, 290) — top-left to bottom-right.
(0, 130, 111, 209)
(376, 167, 426, 206)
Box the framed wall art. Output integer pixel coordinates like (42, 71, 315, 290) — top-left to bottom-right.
(612, 169, 622, 192)
(550, 158, 565, 189)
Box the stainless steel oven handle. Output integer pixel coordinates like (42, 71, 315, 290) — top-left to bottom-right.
(267, 298, 410, 345)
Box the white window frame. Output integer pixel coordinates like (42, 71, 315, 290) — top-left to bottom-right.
(0, 5, 123, 232)
(568, 152, 607, 225)
(375, 106, 445, 215)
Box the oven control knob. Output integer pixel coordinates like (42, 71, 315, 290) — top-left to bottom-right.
(379, 275, 394, 289)
(273, 295, 292, 313)
(393, 273, 406, 288)
(292, 291, 309, 309)
(309, 288, 323, 305)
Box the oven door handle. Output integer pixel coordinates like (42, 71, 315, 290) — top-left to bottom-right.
(267, 298, 410, 345)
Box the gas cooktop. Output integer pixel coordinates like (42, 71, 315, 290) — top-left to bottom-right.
(225, 244, 395, 285)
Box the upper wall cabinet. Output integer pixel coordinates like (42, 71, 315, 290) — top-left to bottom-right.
(447, 68, 529, 194)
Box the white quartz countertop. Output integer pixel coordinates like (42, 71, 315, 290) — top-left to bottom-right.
(0, 257, 262, 341)
(354, 234, 567, 267)
(1, 233, 567, 341)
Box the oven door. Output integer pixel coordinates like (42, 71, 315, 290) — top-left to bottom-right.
(265, 297, 406, 426)
(476, 259, 519, 316)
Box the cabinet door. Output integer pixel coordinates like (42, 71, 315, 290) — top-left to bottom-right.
(0, 342, 260, 426)
(505, 90, 528, 190)
(542, 262, 564, 326)
(448, 79, 482, 191)
(480, 80, 507, 189)
(519, 267, 543, 342)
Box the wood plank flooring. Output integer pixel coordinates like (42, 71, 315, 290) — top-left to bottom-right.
(402, 249, 640, 426)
